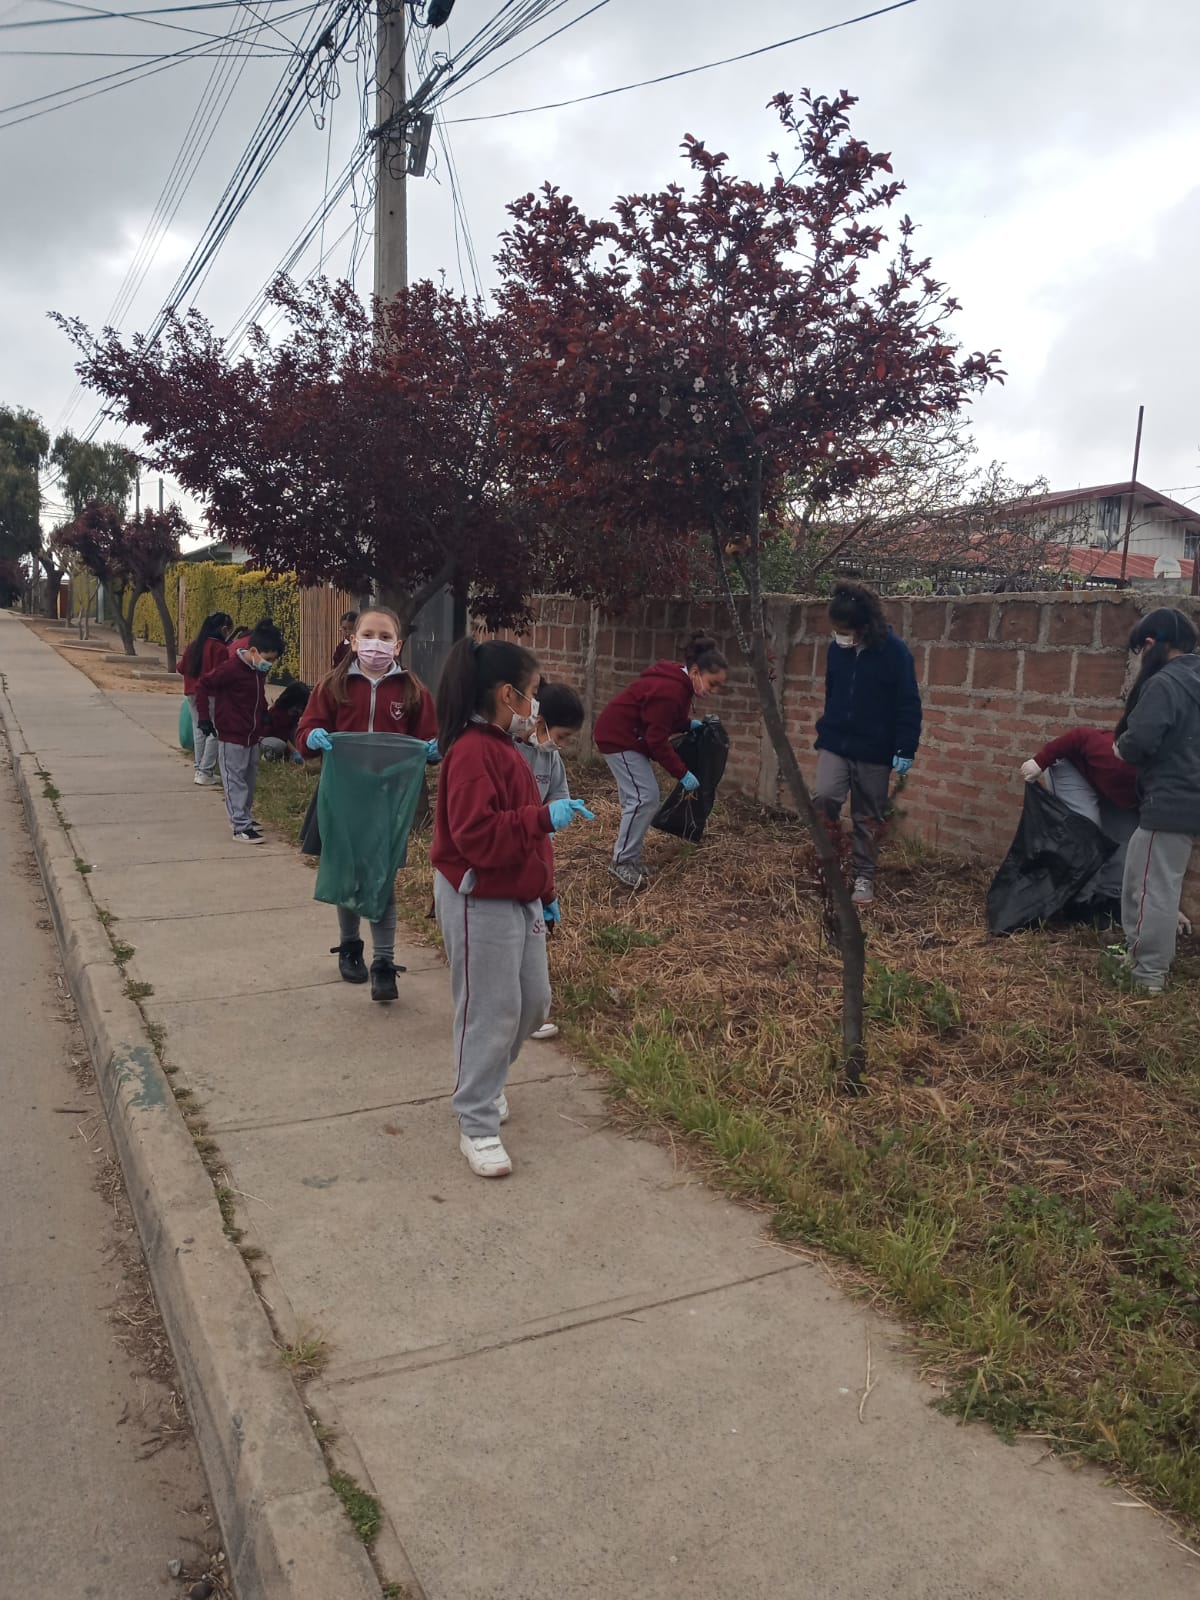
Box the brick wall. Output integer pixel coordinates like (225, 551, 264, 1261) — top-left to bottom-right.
(503, 592, 1200, 908)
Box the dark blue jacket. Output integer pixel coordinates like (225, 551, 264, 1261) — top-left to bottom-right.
(815, 629, 922, 766)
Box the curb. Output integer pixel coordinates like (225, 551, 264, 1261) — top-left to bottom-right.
(0, 706, 382, 1600)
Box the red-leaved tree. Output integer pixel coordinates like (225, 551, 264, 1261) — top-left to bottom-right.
(496, 90, 1004, 1085)
(56, 279, 539, 630)
(53, 501, 183, 662)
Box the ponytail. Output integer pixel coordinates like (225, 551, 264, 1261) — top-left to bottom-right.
(186, 610, 233, 679)
(683, 631, 727, 673)
(437, 637, 538, 750)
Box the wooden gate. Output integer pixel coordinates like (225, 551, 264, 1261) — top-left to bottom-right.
(300, 584, 355, 684)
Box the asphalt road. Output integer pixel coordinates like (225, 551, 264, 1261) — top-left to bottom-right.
(0, 731, 226, 1598)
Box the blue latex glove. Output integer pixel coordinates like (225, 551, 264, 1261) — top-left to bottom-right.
(543, 899, 560, 923)
(690, 719, 704, 730)
(291, 751, 304, 766)
(892, 755, 914, 776)
(425, 739, 441, 762)
(681, 771, 701, 793)
(306, 727, 333, 753)
(548, 797, 595, 831)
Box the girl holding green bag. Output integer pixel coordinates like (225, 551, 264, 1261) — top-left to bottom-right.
(297, 605, 439, 1003)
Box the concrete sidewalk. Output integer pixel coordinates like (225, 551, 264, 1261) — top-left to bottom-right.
(1, 609, 1193, 1600)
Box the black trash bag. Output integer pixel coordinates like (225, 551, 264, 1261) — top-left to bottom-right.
(651, 716, 729, 844)
(986, 784, 1117, 935)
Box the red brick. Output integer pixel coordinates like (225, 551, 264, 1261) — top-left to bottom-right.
(1046, 604, 1098, 647)
(1098, 599, 1144, 649)
(595, 629, 615, 657)
(1072, 652, 1128, 702)
(1022, 652, 1072, 695)
(996, 601, 1042, 644)
(971, 649, 1019, 691)
(908, 602, 949, 642)
(949, 601, 994, 642)
(927, 646, 972, 687)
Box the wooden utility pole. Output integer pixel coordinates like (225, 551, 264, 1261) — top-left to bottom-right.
(373, 0, 408, 301)
(1118, 404, 1144, 584)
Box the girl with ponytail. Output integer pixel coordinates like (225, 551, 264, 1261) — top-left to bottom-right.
(179, 610, 233, 785)
(431, 637, 594, 1178)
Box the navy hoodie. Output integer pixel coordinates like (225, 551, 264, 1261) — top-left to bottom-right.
(815, 629, 922, 767)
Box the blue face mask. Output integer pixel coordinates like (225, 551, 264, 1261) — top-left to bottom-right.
(254, 657, 273, 673)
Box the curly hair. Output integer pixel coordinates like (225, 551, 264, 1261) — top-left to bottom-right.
(828, 581, 889, 650)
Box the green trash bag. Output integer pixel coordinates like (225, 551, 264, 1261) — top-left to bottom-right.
(314, 733, 429, 922)
(179, 697, 194, 753)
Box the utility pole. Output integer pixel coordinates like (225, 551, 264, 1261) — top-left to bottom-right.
(158, 476, 164, 514)
(373, 0, 408, 302)
(1118, 404, 1144, 584)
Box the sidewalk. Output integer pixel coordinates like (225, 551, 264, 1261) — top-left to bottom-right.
(1, 609, 1194, 1600)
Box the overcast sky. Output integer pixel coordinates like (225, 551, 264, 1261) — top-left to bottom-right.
(3, 0, 1199, 533)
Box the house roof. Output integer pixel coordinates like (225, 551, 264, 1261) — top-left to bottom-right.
(1050, 543, 1195, 583)
(1026, 481, 1200, 527)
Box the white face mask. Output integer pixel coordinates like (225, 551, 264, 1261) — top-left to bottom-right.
(508, 691, 540, 740)
(832, 632, 856, 649)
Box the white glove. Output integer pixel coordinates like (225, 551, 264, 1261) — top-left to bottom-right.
(1020, 759, 1042, 783)
(1179, 912, 1193, 938)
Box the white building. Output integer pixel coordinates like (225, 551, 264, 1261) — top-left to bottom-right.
(1033, 481, 1200, 566)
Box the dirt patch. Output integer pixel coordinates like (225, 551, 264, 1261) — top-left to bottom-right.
(20, 617, 178, 695)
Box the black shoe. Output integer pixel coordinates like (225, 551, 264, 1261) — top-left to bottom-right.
(370, 956, 404, 1003)
(332, 939, 369, 984)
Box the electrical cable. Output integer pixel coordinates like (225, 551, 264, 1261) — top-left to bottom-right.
(436, 0, 610, 105)
(443, 0, 918, 123)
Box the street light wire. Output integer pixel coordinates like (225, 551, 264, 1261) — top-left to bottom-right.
(443, 0, 917, 123)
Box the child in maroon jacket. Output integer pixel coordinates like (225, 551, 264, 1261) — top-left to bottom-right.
(432, 637, 594, 1178)
(594, 632, 727, 888)
(260, 682, 311, 762)
(193, 619, 284, 842)
(297, 605, 439, 1003)
(178, 610, 233, 785)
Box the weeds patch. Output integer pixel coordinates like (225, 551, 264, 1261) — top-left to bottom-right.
(388, 770, 1200, 1527)
(328, 1470, 382, 1547)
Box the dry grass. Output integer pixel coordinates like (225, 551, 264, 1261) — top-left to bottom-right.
(257, 753, 1200, 1526)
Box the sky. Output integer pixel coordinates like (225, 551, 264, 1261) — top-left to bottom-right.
(3, 0, 1199, 536)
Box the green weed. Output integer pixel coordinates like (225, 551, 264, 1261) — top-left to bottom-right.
(328, 1470, 382, 1547)
(124, 979, 153, 1001)
(593, 924, 665, 955)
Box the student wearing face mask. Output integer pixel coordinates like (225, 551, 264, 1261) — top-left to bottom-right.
(594, 632, 729, 889)
(193, 618, 286, 843)
(1114, 607, 1200, 993)
(433, 639, 594, 1177)
(813, 581, 921, 906)
(515, 681, 586, 1042)
(297, 605, 439, 1003)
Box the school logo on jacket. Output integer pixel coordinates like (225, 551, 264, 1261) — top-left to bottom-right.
(389, 702, 406, 722)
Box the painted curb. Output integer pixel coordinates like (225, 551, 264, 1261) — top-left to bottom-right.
(1, 715, 381, 1600)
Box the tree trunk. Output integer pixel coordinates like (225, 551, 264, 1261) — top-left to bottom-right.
(150, 582, 177, 672)
(38, 552, 62, 618)
(740, 629, 867, 1090)
(112, 582, 141, 655)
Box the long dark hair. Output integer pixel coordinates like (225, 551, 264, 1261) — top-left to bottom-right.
(437, 637, 538, 750)
(186, 610, 233, 678)
(317, 604, 426, 715)
(828, 581, 888, 650)
(1116, 607, 1198, 738)
(683, 632, 727, 673)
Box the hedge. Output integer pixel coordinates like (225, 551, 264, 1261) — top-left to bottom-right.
(135, 563, 301, 675)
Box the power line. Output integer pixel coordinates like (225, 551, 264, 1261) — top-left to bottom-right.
(436, 0, 610, 106)
(443, 0, 918, 123)
(0, 0, 301, 30)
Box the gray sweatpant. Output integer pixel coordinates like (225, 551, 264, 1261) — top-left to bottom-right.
(189, 695, 219, 778)
(434, 871, 551, 1139)
(606, 750, 661, 869)
(217, 742, 260, 833)
(1122, 827, 1195, 990)
(1043, 759, 1137, 903)
(813, 750, 891, 880)
(337, 890, 397, 963)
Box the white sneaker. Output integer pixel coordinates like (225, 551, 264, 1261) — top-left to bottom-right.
(851, 875, 875, 905)
(531, 1021, 559, 1041)
(194, 772, 218, 786)
(495, 1092, 510, 1124)
(460, 1132, 512, 1178)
